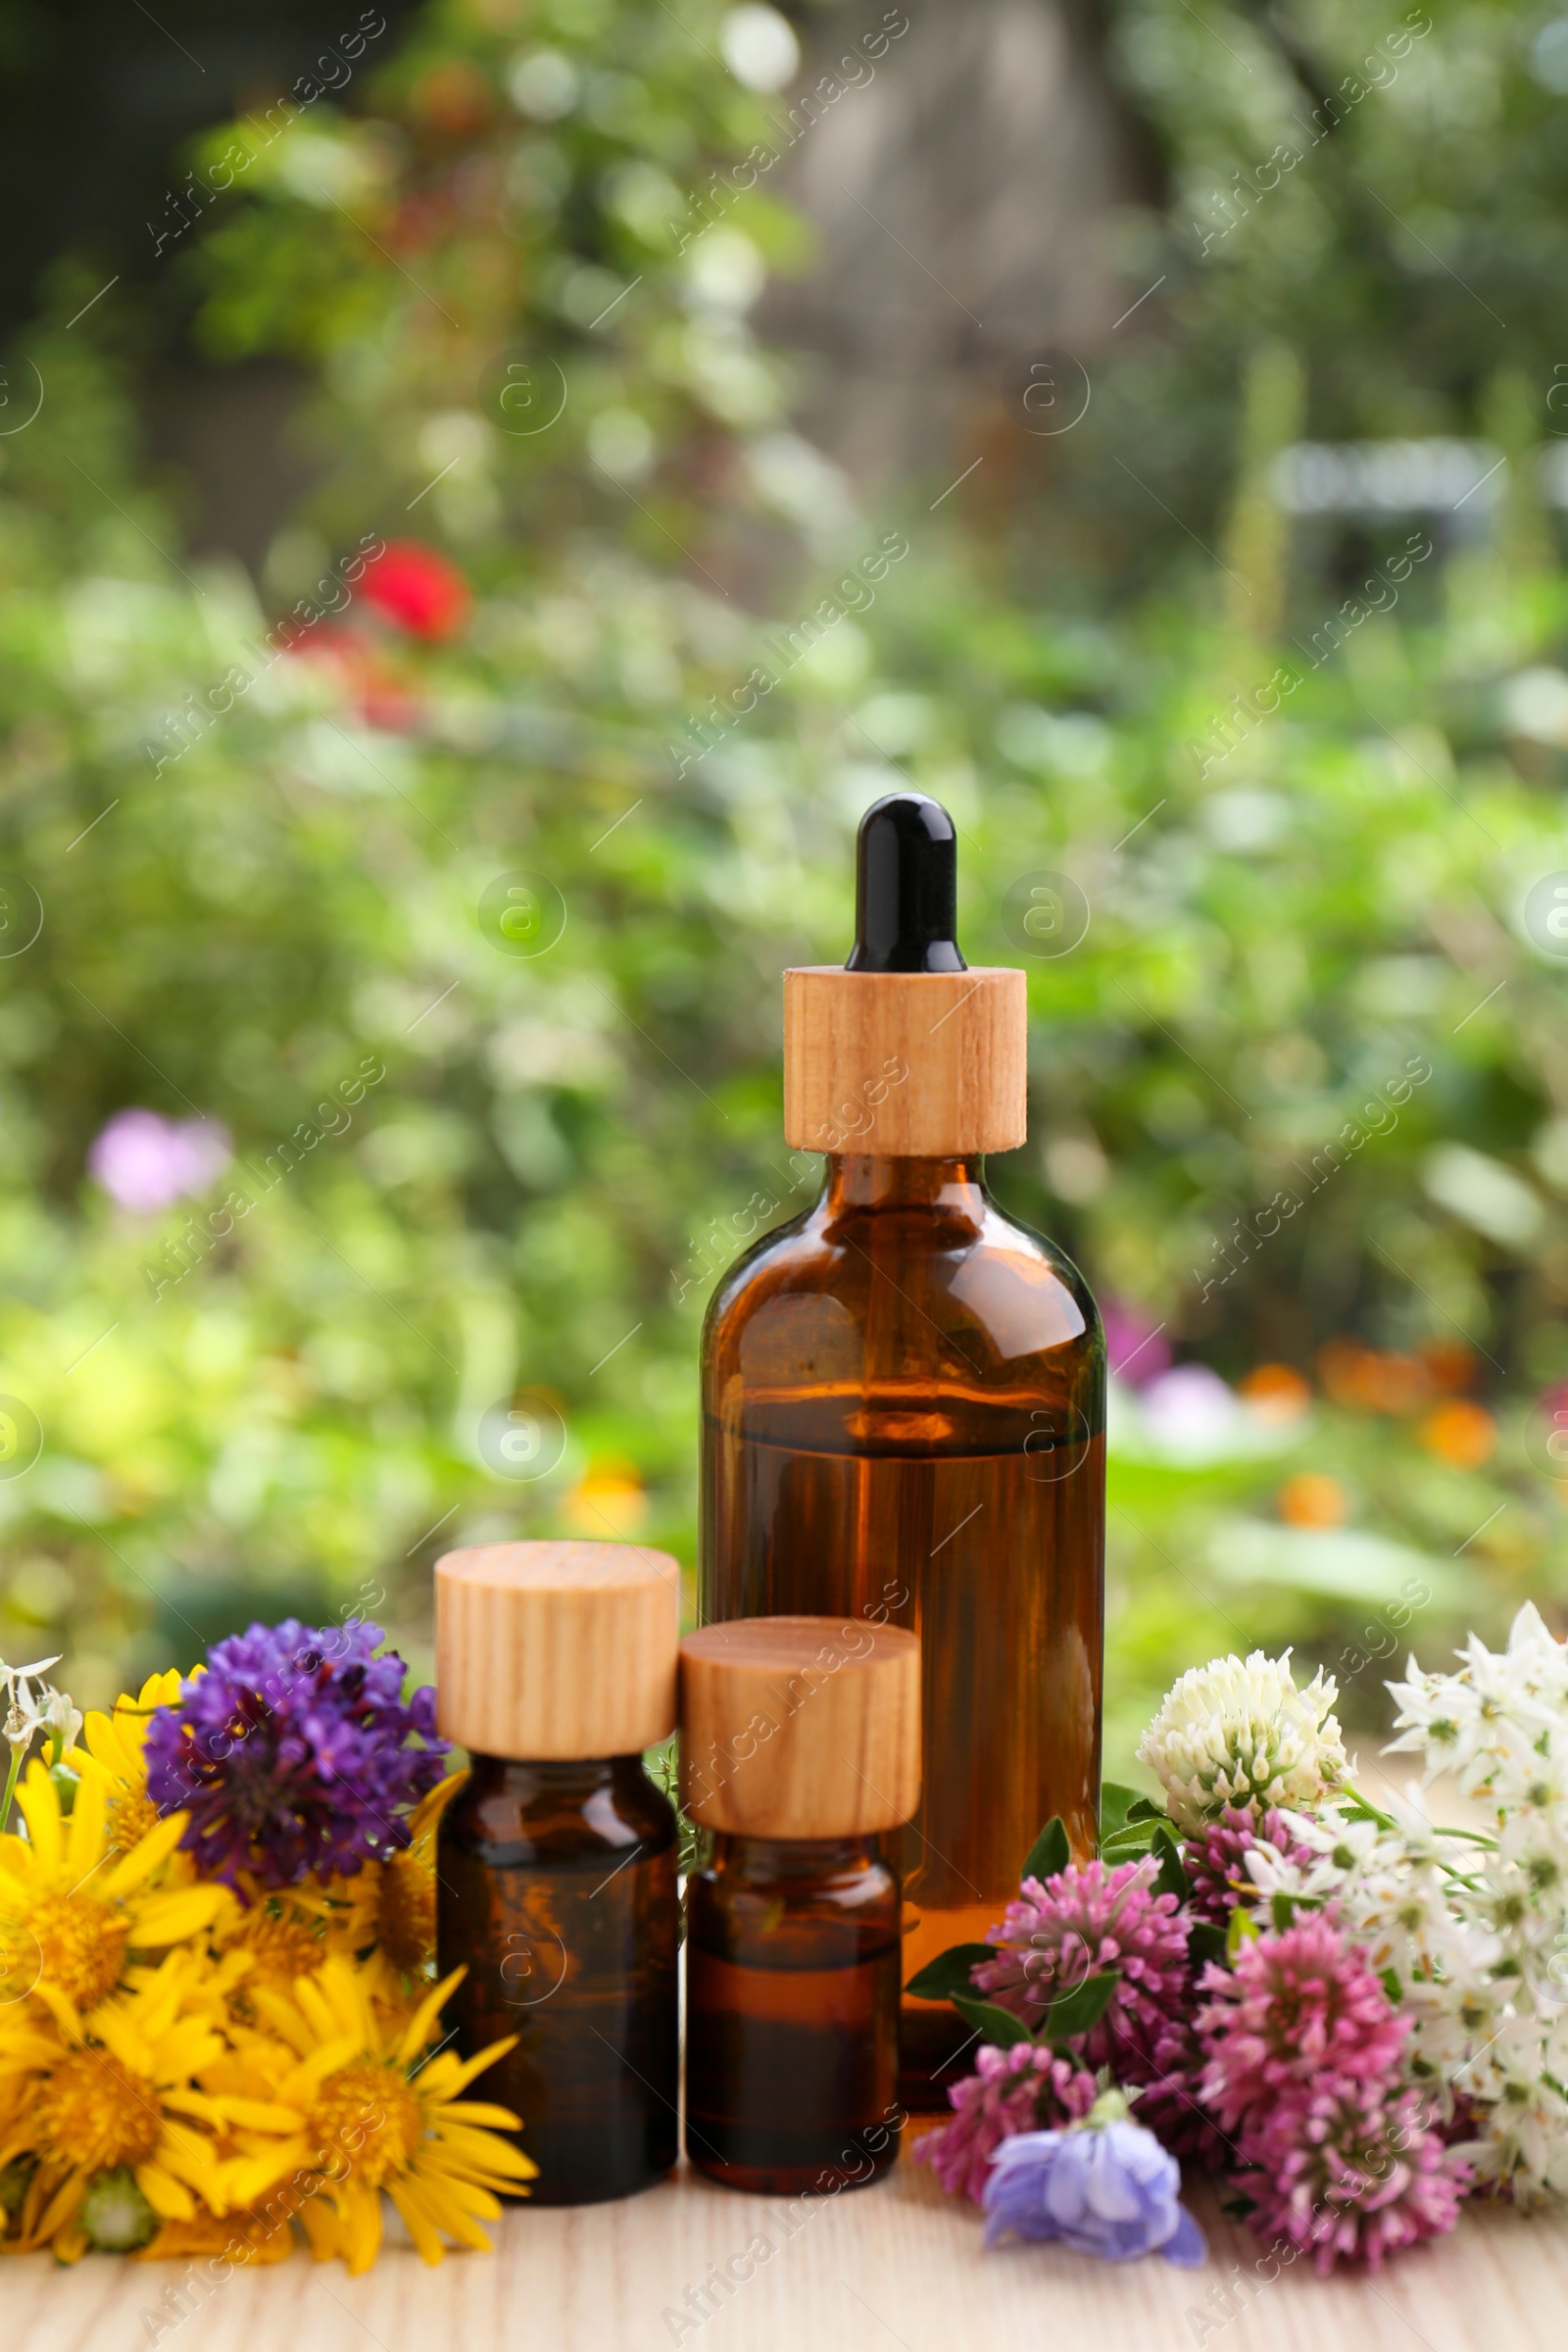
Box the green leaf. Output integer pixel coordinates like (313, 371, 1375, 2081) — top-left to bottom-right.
(1021, 1816, 1070, 1884)
(1226, 1903, 1259, 1961)
(1151, 1821, 1191, 1903)
(1189, 1920, 1228, 1970)
(1042, 1968, 1120, 2043)
(951, 1993, 1036, 2051)
(1098, 1788, 1171, 1862)
(1098, 1781, 1146, 1838)
(1100, 1821, 1159, 1865)
(904, 1942, 998, 2001)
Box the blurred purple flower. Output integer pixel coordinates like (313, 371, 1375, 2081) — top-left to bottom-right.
(145, 1617, 448, 1890)
(983, 2114, 1205, 2266)
(88, 1108, 230, 1214)
(1101, 1298, 1171, 1389)
(1139, 1364, 1241, 1455)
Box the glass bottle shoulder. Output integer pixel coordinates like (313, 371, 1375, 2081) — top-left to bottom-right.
(702, 1165, 1102, 1397)
(443, 1756, 675, 1865)
(691, 1837, 900, 1968)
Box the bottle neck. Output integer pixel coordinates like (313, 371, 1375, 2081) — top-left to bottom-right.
(819, 1154, 986, 1217)
(710, 1831, 883, 1882)
(467, 1754, 643, 1807)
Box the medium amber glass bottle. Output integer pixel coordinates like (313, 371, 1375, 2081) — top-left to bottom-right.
(434, 1541, 681, 2204)
(700, 795, 1104, 2110)
(679, 1616, 919, 2192)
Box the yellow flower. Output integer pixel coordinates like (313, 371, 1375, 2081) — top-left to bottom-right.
(247, 1955, 533, 2273)
(214, 1884, 336, 2010)
(74, 1670, 189, 1856)
(0, 1949, 236, 2255)
(322, 1770, 466, 1994)
(0, 1759, 221, 2030)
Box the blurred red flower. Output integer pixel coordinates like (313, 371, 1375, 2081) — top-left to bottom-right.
(360, 539, 472, 640)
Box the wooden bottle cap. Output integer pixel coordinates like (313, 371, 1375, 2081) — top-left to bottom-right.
(782, 966, 1026, 1156)
(435, 1541, 679, 1759)
(679, 1616, 920, 1838)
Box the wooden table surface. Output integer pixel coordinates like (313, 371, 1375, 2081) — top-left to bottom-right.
(6, 2150, 1560, 2352)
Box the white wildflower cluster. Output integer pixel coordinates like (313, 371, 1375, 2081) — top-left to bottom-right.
(0, 1652, 80, 1827)
(1225, 1605, 1568, 2206)
(1136, 1646, 1348, 1831)
(1384, 1602, 1568, 2201)
(1, 1651, 77, 1757)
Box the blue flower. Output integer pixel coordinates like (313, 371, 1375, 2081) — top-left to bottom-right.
(983, 2112, 1205, 2268)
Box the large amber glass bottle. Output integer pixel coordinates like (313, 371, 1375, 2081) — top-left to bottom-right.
(699, 796, 1104, 2108)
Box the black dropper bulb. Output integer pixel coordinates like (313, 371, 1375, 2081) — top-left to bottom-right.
(846, 792, 966, 974)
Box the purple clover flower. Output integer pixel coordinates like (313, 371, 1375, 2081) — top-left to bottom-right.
(144, 1617, 448, 1890)
(915, 2043, 1100, 2204)
(1183, 1803, 1316, 1927)
(1196, 1917, 1466, 2272)
(982, 2107, 1205, 2267)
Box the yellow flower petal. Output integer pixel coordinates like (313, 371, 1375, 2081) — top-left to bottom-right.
(429, 2038, 519, 2098)
(214, 2096, 306, 2132)
(431, 2096, 523, 2132)
(135, 2161, 197, 2221)
(14, 1763, 64, 1870)
(102, 1808, 189, 1897)
(338, 2179, 383, 2277)
(396, 1966, 464, 2066)
(297, 2193, 339, 2261)
(64, 1766, 111, 1883)
(89, 2005, 156, 2080)
(32, 1977, 84, 2042)
(386, 2180, 450, 2265)
(129, 1885, 223, 1946)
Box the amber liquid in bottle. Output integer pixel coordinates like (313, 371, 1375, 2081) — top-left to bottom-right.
(701, 1153, 1104, 2109)
(685, 1832, 903, 2192)
(437, 1754, 679, 2203)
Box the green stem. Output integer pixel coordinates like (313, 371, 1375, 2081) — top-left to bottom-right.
(1340, 1782, 1495, 1887)
(0, 1741, 24, 1836)
(1345, 1784, 1496, 1849)
(1343, 1783, 1396, 1831)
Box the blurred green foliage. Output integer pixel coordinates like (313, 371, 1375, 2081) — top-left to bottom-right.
(2, 0, 1568, 1771)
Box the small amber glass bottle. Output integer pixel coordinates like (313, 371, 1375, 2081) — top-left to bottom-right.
(679, 1616, 920, 2194)
(435, 1541, 681, 2205)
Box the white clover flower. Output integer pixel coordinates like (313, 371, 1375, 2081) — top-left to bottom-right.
(1136, 1647, 1347, 1831)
